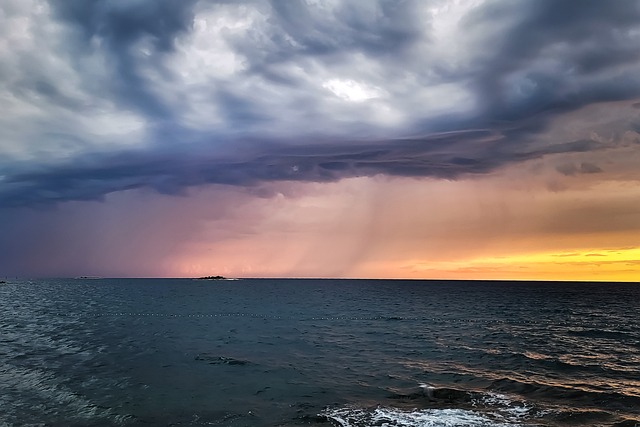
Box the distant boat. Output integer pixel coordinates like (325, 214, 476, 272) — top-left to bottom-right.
(195, 275, 237, 281)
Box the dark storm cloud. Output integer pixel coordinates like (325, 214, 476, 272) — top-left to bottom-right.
(466, 0, 640, 122)
(52, 0, 197, 50)
(263, 0, 422, 59)
(2, 0, 640, 208)
(0, 129, 610, 207)
(49, 0, 199, 118)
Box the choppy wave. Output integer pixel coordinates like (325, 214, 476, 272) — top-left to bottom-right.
(321, 387, 550, 427)
(3, 279, 640, 426)
(0, 365, 132, 426)
(322, 404, 640, 427)
(322, 405, 528, 427)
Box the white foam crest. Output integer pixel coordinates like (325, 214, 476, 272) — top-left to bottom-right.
(474, 392, 538, 420)
(322, 406, 522, 427)
(472, 392, 551, 421)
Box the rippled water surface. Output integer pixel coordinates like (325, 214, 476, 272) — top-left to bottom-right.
(1, 279, 639, 426)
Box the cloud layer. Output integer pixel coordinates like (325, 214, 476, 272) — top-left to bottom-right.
(2, 0, 640, 279)
(2, 0, 640, 207)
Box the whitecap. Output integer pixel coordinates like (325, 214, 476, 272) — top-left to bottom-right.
(322, 406, 524, 427)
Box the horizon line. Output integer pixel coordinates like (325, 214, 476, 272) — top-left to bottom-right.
(3, 277, 639, 284)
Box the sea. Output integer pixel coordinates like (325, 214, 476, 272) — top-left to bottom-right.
(1, 278, 639, 427)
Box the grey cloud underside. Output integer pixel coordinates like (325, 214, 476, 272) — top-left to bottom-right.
(1, 131, 608, 207)
(466, 0, 640, 121)
(49, 0, 199, 118)
(43, 0, 640, 125)
(3, 0, 640, 207)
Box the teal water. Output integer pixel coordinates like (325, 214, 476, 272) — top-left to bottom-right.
(1, 279, 639, 426)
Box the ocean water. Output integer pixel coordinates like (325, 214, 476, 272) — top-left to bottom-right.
(1, 278, 639, 427)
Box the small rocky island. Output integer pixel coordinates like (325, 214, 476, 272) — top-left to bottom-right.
(195, 275, 228, 280)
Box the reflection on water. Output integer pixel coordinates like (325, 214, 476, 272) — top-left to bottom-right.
(0, 279, 639, 426)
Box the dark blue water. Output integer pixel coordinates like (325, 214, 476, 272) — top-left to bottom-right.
(1, 279, 639, 426)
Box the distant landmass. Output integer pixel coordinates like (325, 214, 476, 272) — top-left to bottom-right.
(195, 275, 228, 280)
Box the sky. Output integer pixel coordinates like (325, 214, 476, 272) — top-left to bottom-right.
(1, 0, 640, 281)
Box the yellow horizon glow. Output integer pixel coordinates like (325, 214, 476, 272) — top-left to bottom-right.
(169, 245, 640, 282)
(396, 247, 640, 282)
